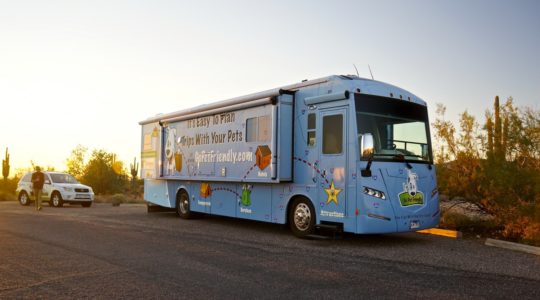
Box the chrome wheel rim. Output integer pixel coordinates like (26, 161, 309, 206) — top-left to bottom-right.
(180, 195, 189, 214)
(20, 193, 28, 205)
(294, 203, 312, 231)
(53, 195, 59, 206)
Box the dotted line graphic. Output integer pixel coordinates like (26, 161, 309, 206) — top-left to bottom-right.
(293, 157, 330, 185)
(213, 187, 241, 198)
(242, 163, 259, 181)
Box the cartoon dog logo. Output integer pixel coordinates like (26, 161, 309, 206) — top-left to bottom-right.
(398, 169, 423, 207)
(164, 127, 176, 175)
(403, 169, 418, 197)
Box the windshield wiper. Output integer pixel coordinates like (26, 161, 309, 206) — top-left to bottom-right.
(392, 154, 413, 169)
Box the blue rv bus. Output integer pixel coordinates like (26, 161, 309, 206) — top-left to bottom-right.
(139, 75, 439, 237)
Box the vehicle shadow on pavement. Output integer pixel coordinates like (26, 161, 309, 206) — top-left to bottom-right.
(145, 210, 432, 247)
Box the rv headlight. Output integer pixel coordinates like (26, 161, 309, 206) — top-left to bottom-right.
(363, 187, 386, 200)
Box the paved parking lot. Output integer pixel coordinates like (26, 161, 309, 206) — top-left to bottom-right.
(1, 201, 539, 299)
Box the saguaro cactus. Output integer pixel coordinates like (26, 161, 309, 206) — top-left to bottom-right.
(2, 148, 9, 181)
(485, 96, 509, 162)
(485, 114, 494, 160)
(130, 157, 139, 183)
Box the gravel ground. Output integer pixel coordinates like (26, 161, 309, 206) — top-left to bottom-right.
(1, 201, 539, 299)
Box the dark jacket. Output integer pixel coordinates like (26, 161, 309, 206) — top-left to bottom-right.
(31, 171, 45, 190)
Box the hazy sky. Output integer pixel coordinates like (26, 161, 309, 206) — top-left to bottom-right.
(1, 0, 539, 175)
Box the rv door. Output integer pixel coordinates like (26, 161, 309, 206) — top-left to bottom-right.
(317, 108, 348, 219)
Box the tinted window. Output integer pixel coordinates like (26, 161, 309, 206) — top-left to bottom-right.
(21, 173, 31, 182)
(246, 115, 271, 142)
(50, 173, 79, 184)
(322, 114, 343, 154)
(307, 113, 316, 147)
(246, 117, 257, 142)
(355, 93, 432, 162)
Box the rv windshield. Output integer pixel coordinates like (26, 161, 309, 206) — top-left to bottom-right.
(355, 93, 432, 163)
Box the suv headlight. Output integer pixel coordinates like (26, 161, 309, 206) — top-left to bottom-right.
(63, 187, 74, 192)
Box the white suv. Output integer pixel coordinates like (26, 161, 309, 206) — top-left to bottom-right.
(17, 172, 95, 207)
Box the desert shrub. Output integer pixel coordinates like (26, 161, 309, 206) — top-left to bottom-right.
(0, 177, 19, 194)
(94, 193, 144, 204)
(111, 194, 126, 205)
(441, 211, 499, 235)
(434, 99, 540, 244)
(522, 222, 540, 246)
(0, 191, 16, 201)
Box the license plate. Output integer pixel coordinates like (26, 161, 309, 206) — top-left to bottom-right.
(410, 220, 420, 229)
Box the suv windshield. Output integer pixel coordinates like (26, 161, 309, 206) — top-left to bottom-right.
(50, 173, 79, 184)
(355, 93, 432, 163)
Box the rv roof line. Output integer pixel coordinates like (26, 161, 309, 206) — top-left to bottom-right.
(139, 76, 331, 125)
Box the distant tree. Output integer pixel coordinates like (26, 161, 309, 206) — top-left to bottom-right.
(432, 104, 457, 163)
(66, 145, 88, 180)
(80, 149, 127, 195)
(432, 105, 482, 203)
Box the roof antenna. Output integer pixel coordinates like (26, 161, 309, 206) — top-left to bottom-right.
(368, 64, 374, 80)
(353, 64, 360, 77)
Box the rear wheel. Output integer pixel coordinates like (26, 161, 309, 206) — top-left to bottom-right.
(176, 190, 192, 219)
(51, 192, 64, 207)
(289, 197, 316, 237)
(18, 191, 30, 206)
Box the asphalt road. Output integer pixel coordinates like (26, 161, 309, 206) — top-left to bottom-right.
(1, 201, 539, 299)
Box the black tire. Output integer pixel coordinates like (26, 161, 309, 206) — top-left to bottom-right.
(51, 192, 64, 207)
(18, 191, 30, 206)
(81, 202, 92, 207)
(176, 190, 192, 219)
(288, 197, 316, 237)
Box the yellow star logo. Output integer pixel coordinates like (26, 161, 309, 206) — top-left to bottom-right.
(325, 180, 342, 205)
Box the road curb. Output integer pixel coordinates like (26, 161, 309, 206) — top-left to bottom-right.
(485, 238, 540, 256)
(417, 228, 462, 239)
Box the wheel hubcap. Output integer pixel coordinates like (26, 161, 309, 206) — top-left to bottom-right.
(20, 194, 27, 204)
(180, 196, 188, 214)
(294, 203, 311, 231)
(53, 195, 59, 206)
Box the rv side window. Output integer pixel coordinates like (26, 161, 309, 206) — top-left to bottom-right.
(322, 114, 343, 154)
(246, 118, 258, 142)
(307, 113, 316, 147)
(258, 115, 271, 142)
(246, 115, 271, 142)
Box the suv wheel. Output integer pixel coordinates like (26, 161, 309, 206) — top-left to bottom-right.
(18, 191, 30, 206)
(51, 192, 64, 207)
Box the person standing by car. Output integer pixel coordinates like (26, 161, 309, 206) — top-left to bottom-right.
(31, 166, 45, 211)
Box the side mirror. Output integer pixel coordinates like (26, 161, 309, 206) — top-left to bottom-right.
(361, 133, 374, 158)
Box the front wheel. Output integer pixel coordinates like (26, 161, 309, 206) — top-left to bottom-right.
(18, 191, 30, 206)
(50, 192, 64, 207)
(289, 197, 316, 237)
(176, 190, 192, 219)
